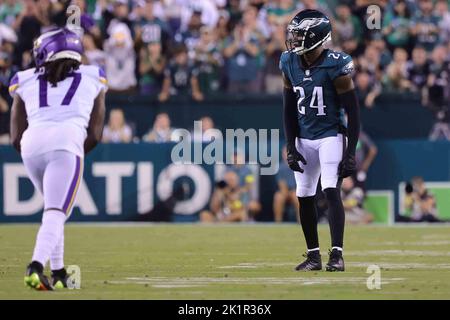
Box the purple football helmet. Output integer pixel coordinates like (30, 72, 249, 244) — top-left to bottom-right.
(33, 28, 83, 68)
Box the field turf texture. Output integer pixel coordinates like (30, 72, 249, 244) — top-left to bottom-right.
(0, 223, 449, 299)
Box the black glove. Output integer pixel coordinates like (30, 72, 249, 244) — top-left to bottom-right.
(286, 143, 307, 173)
(338, 152, 356, 179)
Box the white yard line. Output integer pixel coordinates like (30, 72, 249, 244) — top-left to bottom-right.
(108, 276, 405, 288)
(348, 250, 450, 256)
(216, 261, 450, 270)
(347, 262, 450, 269)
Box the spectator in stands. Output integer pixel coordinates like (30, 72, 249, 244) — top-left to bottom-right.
(371, 38, 393, 71)
(0, 48, 16, 144)
(427, 45, 449, 104)
(358, 44, 381, 80)
(406, 46, 430, 92)
(138, 39, 166, 95)
(355, 71, 381, 109)
(101, 0, 134, 38)
(134, 0, 171, 52)
(0, 50, 17, 89)
(179, 0, 219, 32)
(0, 0, 22, 26)
(265, 0, 298, 26)
(264, 22, 285, 94)
(142, 112, 176, 143)
(410, 0, 441, 52)
(12, 0, 50, 67)
(193, 116, 222, 142)
(354, 130, 378, 189)
(200, 170, 248, 223)
(0, 23, 17, 49)
(273, 145, 298, 223)
(242, 1, 270, 40)
(382, 47, 411, 91)
(159, 45, 203, 102)
(0, 90, 8, 144)
(82, 33, 106, 69)
(225, 0, 243, 28)
(355, 41, 385, 107)
(402, 177, 441, 222)
(102, 109, 133, 143)
(225, 152, 261, 220)
(175, 9, 202, 56)
(382, 0, 412, 51)
(72, 0, 101, 38)
(193, 26, 222, 94)
(215, 9, 231, 45)
(299, 0, 332, 19)
(436, 0, 450, 44)
(104, 22, 137, 92)
(0, 24, 16, 151)
(333, 3, 362, 56)
(223, 6, 264, 94)
(341, 177, 373, 224)
(426, 45, 450, 140)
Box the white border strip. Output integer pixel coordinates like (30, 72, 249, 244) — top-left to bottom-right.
(366, 190, 395, 226)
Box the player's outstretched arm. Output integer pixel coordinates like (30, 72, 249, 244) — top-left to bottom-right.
(282, 73, 306, 173)
(84, 90, 106, 154)
(334, 74, 360, 178)
(10, 95, 28, 153)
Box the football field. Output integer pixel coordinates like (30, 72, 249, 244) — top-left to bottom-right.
(1, 223, 449, 300)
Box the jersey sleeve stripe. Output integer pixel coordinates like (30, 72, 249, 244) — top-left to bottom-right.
(8, 83, 18, 94)
(9, 73, 19, 95)
(98, 66, 107, 85)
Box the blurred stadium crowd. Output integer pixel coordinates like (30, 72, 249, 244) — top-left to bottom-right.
(0, 0, 449, 105)
(0, 0, 449, 141)
(0, 0, 449, 223)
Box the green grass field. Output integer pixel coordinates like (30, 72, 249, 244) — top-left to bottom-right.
(1, 223, 449, 300)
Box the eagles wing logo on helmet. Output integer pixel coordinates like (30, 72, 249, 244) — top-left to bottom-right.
(285, 10, 332, 55)
(289, 18, 330, 32)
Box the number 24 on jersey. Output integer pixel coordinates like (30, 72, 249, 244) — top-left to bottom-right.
(293, 86, 326, 116)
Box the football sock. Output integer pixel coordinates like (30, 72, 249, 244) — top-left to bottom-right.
(32, 210, 66, 267)
(29, 261, 44, 273)
(50, 232, 65, 271)
(324, 188, 345, 249)
(332, 246, 343, 252)
(298, 196, 320, 250)
(51, 268, 67, 277)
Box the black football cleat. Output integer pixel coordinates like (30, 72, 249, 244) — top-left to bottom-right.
(326, 249, 345, 272)
(51, 268, 70, 289)
(295, 251, 322, 271)
(24, 262, 53, 291)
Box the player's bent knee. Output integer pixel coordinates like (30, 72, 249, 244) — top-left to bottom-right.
(323, 187, 341, 203)
(321, 177, 339, 191)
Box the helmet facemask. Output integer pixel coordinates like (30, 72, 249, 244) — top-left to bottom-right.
(285, 15, 332, 55)
(286, 27, 308, 55)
